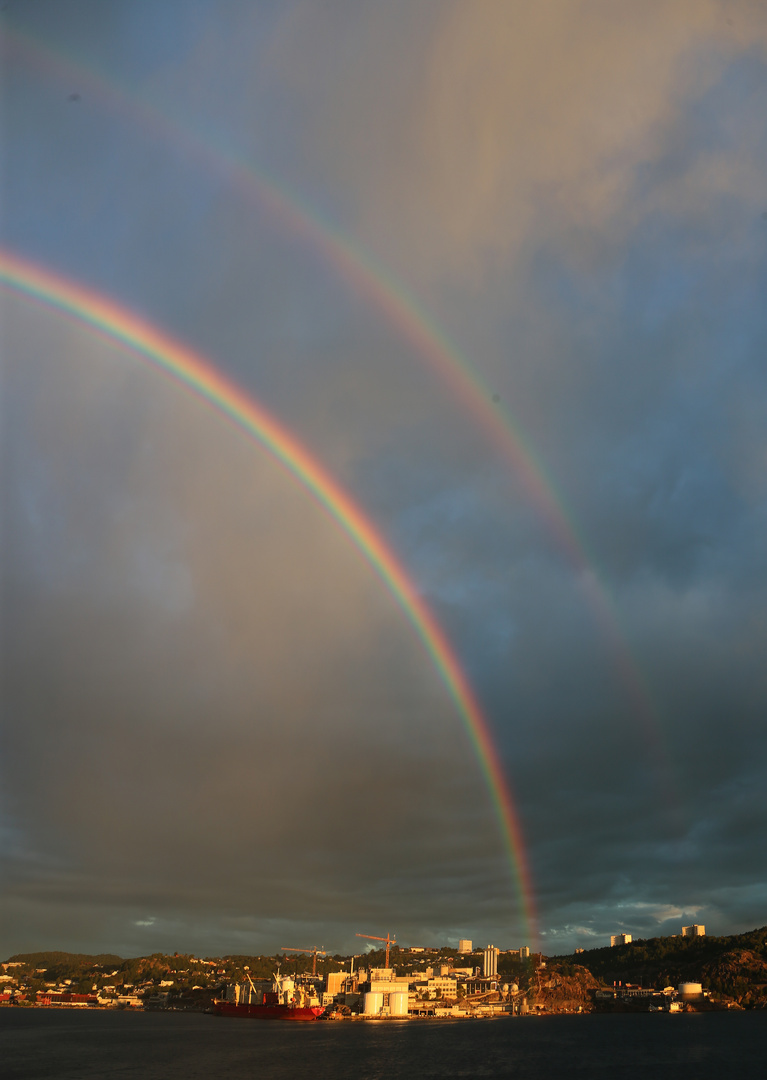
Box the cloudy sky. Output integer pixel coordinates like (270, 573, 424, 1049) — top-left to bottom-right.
(2, 0, 767, 960)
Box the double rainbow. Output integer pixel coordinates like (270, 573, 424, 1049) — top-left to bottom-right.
(6, 24, 671, 805)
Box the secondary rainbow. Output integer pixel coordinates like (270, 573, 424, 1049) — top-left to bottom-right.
(6, 24, 672, 802)
(1, 247, 536, 943)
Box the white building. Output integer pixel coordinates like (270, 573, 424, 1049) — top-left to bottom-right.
(458, 939, 472, 953)
(610, 934, 632, 947)
(365, 977, 411, 1016)
(427, 976, 458, 999)
(483, 946, 500, 978)
(682, 924, 705, 937)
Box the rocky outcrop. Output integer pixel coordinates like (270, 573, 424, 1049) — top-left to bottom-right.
(702, 949, 767, 1008)
(527, 964, 602, 1013)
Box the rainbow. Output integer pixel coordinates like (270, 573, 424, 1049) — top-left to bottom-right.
(1, 248, 536, 943)
(5, 25, 672, 804)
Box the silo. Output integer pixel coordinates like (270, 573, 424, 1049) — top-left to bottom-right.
(363, 991, 383, 1016)
(389, 991, 408, 1016)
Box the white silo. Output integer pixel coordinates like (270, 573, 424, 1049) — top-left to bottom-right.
(389, 991, 408, 1016)
(363, 991, 383, 1016)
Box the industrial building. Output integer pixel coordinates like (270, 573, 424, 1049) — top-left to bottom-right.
(464, 975, 498, 996)
(483, 946, 500, 978)
(363, 969, 411, 1017)
(326, 972, 346, 996)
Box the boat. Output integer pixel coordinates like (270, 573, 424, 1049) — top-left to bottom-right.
(213, 969, 324, 1021)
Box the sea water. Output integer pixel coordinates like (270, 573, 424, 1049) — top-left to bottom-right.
(2, 1008, 766, 1079)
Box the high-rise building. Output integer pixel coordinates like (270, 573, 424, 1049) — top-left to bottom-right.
(458, 939, 472, 953)
(483, 946, 500, 978)
(682, 924, 705, 937)
(519, 946, 530, 959)
(610, 934, 632, 947)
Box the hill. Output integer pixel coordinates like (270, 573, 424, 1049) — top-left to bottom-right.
(554, 926, 767, 1008)
(8, 952, 124, 968)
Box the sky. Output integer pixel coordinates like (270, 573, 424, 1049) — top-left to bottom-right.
(2, 0, 767, 960)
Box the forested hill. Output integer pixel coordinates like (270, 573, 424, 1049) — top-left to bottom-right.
(7, 952, 124, 970)
(555, 926, 767, 1006)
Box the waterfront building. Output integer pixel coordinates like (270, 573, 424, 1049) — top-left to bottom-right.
(465, 975, 498, 996)
(365, 976, 410, 1015)
(427, 976, 458, 999)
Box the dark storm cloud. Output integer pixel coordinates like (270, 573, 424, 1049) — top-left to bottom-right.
(3, 0, 767, 957)
(0, 301, 510, 956)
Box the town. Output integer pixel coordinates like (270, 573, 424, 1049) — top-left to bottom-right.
(2, 923, 766, 1017)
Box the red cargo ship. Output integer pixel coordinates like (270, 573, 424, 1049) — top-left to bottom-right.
(213, 971, 324, 1021)
(213, 998, 323, 1021)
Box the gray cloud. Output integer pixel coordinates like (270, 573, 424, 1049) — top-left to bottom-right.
(2, 0, 767, 957)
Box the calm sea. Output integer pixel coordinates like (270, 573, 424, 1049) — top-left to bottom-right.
(2, 1009, 766, 1079)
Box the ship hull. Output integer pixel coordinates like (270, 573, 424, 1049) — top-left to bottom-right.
(213, 1001, 323, 1021)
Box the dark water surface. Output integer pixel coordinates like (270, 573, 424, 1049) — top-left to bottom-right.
(2, 1009, 766, 1079)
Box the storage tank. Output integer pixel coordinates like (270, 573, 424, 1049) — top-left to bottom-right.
(389, 992, 408, 1016)
(363, 992, 383, 1016)
(678, 982, 703, 999)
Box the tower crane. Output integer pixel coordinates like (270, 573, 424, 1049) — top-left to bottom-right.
(280, 946, 326, 976)
(356, 932, 396, 968)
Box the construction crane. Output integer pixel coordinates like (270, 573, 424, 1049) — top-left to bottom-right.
(356, 932, 396, 968)
(280, 946, 326, 976)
